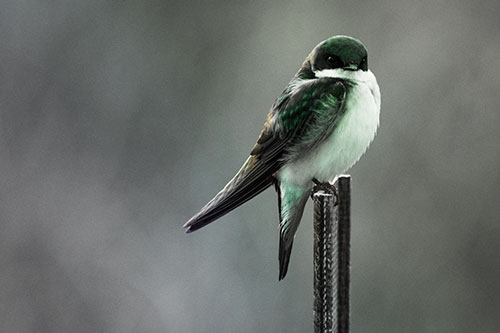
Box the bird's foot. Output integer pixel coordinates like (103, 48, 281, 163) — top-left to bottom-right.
(311, 178, 339, 205)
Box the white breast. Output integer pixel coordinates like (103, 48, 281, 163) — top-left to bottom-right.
(278, 69, 380, 186)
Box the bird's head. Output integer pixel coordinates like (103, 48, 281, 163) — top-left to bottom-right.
(297, 36, 368, 79)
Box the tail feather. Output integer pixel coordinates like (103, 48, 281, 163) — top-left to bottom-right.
(184, 156, 276, 233)
(276, 181, 310, 280)
(279, 238, 294, 280)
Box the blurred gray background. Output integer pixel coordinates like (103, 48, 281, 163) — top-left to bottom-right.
(1, 0, 500, 332)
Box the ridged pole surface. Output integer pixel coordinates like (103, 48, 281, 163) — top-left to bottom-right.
(313, 175, 351, 333)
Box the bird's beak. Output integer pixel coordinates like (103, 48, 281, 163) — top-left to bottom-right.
(343, 63, 358, 71)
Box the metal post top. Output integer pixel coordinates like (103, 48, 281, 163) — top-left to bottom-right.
(312, 175, 350, 200)
(313, 191, 335, 198)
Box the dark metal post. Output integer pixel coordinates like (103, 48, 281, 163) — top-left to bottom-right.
(313, 175, 351, 333)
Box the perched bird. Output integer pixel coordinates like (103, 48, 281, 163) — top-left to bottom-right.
(184, 35, 381, 280)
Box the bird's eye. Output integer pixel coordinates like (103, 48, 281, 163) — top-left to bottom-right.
(326, 55, 342, 68)
(360, 57, 367, 70)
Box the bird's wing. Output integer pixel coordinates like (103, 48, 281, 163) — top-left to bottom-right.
(251, 78, 347, 162)
(184, 78, 347, 233)
(278, 79, 347, 160)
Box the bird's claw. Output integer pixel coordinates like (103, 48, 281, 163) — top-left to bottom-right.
(310, 178, 339, 205)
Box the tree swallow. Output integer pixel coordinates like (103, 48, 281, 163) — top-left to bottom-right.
(184, 35, 381, 280)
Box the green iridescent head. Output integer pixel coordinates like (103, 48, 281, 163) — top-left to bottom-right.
(310, 35, 368, 72)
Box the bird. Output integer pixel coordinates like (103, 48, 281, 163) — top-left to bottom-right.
(184, 35, 381, 280)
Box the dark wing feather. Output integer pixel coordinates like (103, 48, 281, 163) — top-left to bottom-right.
(184, 77, 346, 233)
(184, 155, 276, 232)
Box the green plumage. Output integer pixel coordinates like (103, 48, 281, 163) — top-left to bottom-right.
(279, 86, 320, 132)
(278, 81, 345, 134)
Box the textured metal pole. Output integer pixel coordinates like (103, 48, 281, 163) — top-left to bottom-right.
(313, 175, 351, 333)
(313, 189, 336, 332)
